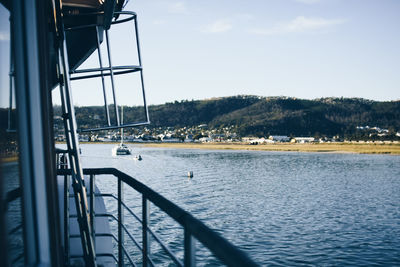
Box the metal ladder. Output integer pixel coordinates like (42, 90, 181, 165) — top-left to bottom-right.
(53, 1, 150, 266)
(54, 1, 97, 266)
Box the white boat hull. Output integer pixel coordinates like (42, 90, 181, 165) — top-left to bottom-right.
(112, 144, 132, 156)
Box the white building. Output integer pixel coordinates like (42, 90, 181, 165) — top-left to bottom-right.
(292, 137, 315, 143)
(199, 137, 212, 143)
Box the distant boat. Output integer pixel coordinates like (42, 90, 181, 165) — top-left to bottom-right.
(112, 143, 132, 156)
(134, 154, 142, 161)
(112, 106, 131, 156)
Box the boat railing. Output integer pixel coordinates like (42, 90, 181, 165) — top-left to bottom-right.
(57, 167, 258, 266)
(55, 148, 69, 170)
(64, 10, 150, 132)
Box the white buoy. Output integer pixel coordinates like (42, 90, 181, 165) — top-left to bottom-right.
(188, 171, 193, 178)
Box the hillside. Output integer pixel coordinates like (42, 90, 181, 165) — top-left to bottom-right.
(61, 95, 400, 138)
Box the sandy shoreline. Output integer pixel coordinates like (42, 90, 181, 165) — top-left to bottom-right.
(142, 142, 400, 155)
(0, 156, 19, 163)
(53, 141, 400, 155)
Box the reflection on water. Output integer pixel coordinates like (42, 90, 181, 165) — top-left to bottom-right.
(80, 144, 400, 266)
(2, 162, 24, 266)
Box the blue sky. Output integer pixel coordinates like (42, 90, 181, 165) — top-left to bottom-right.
(1, 1, 400, 107)
(0, 4, 10, 108)
(119, 0, 400, 105)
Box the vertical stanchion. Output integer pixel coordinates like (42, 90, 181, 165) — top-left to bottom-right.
(64, 173, 70, 266)
(142, 196, 150, 267)
(7, 26, 15, 132)
(56, 153, 59, 169)
(95, 26, 111, 126)
(184, 229, 196, 267)
(118, 178, 124, 266)
(90, 174, 95, 252)
(105, 30, 120, 126)
(133, 15, 150, 123)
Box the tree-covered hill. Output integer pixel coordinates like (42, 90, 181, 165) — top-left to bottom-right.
(55, 95, 400, 137)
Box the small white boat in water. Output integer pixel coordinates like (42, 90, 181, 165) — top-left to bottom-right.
(112, 106, 131, 156)
(112, 143, 132, 155)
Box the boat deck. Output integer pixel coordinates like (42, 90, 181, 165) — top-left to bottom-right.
(57, 177, 115, 266)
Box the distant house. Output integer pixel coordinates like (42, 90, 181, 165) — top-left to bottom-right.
(199, 137, 212, 143)
(242, 137, 258, 143)
(269, 135, 290, 142)
(292, 137, 315, 143)
(211, 134, 225, 142)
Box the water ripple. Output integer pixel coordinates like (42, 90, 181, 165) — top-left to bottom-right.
(80, 144, 400, 266)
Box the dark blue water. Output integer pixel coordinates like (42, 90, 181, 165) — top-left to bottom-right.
(1, 162, 24, 266)
(80, 144, 400, 266)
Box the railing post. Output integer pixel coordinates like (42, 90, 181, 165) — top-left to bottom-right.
(105, 29, 120, 126)
(90, 174, 95, 252)
(142, 196, 150, 267)
(56, 153, 59, 169)
(118, 178, 124, 266)
(95, 26, 111, 126)
(64, 173, 70, 266)
(184, 228, 196, 267)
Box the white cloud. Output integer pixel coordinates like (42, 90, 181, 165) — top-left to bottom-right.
(249, 16, 346, 35)
(153, 19, 167, 25)
(294, 0, 321, 4)
(0, 32, 10, 41)
(168, 2, 187, 14)
(202, 19, 233, 33)
(236, 13, 255, 21)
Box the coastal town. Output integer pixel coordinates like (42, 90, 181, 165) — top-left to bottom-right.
(54, 124, 400, 144)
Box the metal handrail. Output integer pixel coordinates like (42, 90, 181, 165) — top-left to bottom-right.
(71, 191, 181, 265)
(87, 213, 144, 261)
(97, 193, 184, 266)
(71, 65, 142, 74)
(70, 219, 139, 266)
(70, 68, 142, 80)
(69, 202, 155, 266)
(58, 168, 258, 267)
(79, 121, 151, 132)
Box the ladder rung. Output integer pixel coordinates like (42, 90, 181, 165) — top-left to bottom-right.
(70, 65, 142, 74)
(70, 68, 142, 81)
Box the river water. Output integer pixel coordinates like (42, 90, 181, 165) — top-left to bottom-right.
(80, 144, 400, 266)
